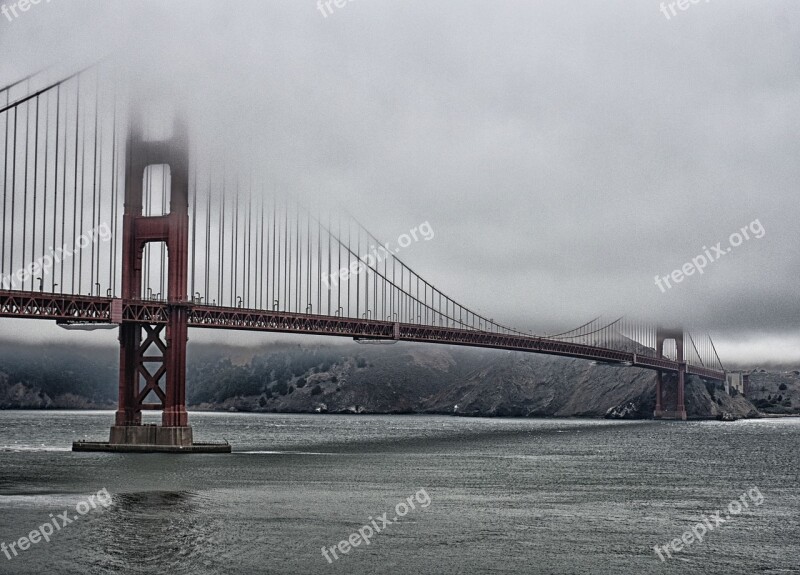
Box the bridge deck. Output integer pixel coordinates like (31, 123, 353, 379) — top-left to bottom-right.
(0, 290, 725, 381)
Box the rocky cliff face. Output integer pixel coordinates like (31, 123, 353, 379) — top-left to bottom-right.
(0, 371, 115, 409)
(0, 338, 764, 419)
(190, 343, 761, 420)
(603, 373, 759, 420)
(0, 372, 52, 409)
(0, 340, 117, 409)
(745, 370, 800, 414)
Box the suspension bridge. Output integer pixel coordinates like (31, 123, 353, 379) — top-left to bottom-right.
(0, 65, 733, 451)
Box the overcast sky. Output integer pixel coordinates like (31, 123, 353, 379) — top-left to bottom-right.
(1, 1, 798, 364)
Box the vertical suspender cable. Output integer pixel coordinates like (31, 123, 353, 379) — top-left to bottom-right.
(246, 177, 253, 307)
(59, 84, 69, 294)
(230, 175, 236, 305)
(1, 90, 8, 279)
(204, 167, 211, 303)
(219, 176, 226, 305)
(89, 76, 99, 295)
(31, 94, 41, 290)
(191, 163, 197, 301)
(259, 190, 265, 309)
(109, 90, 117, 295)
(160, 165, 166, 297)
(72, 76, 83, 294)
(51, 85, 61, 293)
(9, 98, 18, 285)
(272, 194, 276, 309)
(77, 78, 89, 295)
(20, 90, 31, 289)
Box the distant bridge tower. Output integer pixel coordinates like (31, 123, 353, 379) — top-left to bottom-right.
(654, 327, 687, 420)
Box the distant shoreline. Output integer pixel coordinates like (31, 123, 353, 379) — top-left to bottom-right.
(2, 407, 791, 421)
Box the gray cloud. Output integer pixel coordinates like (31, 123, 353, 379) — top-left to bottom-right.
(1, 0, 799, 363)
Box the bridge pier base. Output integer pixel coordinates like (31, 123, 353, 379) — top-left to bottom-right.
(654, 371, 687, 420)
(654, 375, 688, 419)
(109, 424, 193, 446)
(74, 425, 229, 453)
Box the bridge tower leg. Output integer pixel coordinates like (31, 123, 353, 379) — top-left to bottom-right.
(654, 328, 687, 421)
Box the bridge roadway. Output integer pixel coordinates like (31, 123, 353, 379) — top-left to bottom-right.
(0, 290, 726, 382)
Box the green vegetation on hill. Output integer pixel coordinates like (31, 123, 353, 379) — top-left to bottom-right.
(186, 346, 344, 405)
(0, 338, 771, 419)
(0, 342, 116, 406)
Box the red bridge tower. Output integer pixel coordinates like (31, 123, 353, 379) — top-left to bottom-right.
(654, 327, 687, 420)
(73, 116, 228, 452)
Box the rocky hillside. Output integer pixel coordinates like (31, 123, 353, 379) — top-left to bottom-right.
(746, 370, 800, 414)
(0, 343, 116, 409)
(0, 338, 765, 419)
(185, 341, 759, 420)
